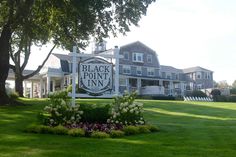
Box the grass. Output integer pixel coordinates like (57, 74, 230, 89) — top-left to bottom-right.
(1, 98, 236, 157)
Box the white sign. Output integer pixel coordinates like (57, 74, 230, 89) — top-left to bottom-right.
(79, 58, 113, 94)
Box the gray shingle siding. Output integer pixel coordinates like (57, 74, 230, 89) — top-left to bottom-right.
(131, 66, 136, 75)
(119, 41, 160, 68)
(142, 67, 147, 77)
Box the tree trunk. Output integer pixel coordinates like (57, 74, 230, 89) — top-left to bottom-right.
(15, 74, 24, 97)
(0, 25, 12, 105)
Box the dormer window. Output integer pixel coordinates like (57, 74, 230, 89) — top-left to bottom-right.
(132, 53, 143, 63)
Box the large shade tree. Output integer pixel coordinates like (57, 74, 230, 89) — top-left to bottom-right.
(0, 0, 156, 104)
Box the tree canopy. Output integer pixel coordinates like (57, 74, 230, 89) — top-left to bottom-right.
(0, 0, 156, 104)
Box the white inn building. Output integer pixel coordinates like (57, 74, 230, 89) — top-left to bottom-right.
(7, 41, 214, 98)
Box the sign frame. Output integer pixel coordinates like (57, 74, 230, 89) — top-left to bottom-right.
(79, 57, 113, 95)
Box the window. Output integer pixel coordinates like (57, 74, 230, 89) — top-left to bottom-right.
(147, 55, 152, 63)
(132, 53, 143, 63)
(123, 65, 131, 74)
(124, 51, 129, 60)
(197, 72, 201, 79)
(147, 68, 155, 76)
(119, 78, 126, 86)
(197, 84, 202, 90)
(136, 66, 142, 75)
(162, 72, 166, 78)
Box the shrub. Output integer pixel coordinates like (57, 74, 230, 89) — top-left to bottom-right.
(122, 126, 140, 135)
(228, 96, 236, 102)
(25, 124, 43, 133)
(25, 124, 53, 134)
(230, 88, 236, 95)
(90, 131, 110, 138)
(108, 92, 145, 126)
(146, 125, 160, 132)
(40, 91, 83, 126)
(138, 95, 176, 100)
(9, 91, 19, 100)
(211, 89, 221, 100)
(137, 125, 151, 133)
(110, 130, 125, 138)
(214, 95, 228, 102)
(68, 128, 85, 137)
(67, 84, 86, 93)
(189, 90, 207, 97)
(80, 104, 111, 123)
(52, 125, 68, 135)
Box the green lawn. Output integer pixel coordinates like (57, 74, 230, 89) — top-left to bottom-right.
(1, 99, 236, 157)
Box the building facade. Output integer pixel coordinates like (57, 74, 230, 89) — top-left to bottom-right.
(8, 41, 214, 98)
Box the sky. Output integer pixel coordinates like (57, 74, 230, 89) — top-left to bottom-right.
(27, 0, 236, 85)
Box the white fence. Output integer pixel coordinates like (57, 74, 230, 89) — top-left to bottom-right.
(184, 96, 213, 102)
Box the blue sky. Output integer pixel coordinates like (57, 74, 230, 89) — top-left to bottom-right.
(28, 0, 236, 84)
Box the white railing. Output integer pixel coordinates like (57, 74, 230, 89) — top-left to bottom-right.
(183, 96, 213, 102)
(141, 86, 165, 95)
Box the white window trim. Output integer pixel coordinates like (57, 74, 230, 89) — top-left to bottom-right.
(136, 66, 142, 76)
(123, 51, 129, 60)
(147, 68, 155, 76)
(132, 52, 144, 63)
(123, 65, 131, 74)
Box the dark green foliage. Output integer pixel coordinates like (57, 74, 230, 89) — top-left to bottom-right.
(8, 92, 19, 100)
(90, 131, 110, 138)
(110, 130, 125, 138)
(137, 125, 151, 133)
(138, 95, 176, 100)
(213, 95, 236, 102)
(211, 89, 221, 96)
(122, 126, 140, 135)
(228, 96, 236, 102)
(66, 84, 87, 94)
(25, 124, 53, 134)
(79, 103, 111, 123)
(146, 125, 160, 132)
(211, 89, 222, 101)
(0, 0, 155, 104)
(230, 88, 236, 95)
(68, 128, 85, 137)
(25, 124, 68, 135)
(188, 90, 207, 97)
(52, 125, 68, 135)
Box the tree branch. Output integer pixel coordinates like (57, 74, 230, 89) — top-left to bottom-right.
(20, 38, 31, 71)
(9, 64, 16, 72)
(23, 44, 56, 79)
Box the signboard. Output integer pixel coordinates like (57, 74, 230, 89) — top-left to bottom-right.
(79, 57, 113, 94)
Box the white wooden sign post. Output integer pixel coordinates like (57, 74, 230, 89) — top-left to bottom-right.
(69, 45, 122, 106)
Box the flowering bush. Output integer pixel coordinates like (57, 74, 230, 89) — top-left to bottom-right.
(107, 92, 145, 126)
(40, 91, 83, 126)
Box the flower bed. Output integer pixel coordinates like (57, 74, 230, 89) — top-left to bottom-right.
(28, 91, 159, 138)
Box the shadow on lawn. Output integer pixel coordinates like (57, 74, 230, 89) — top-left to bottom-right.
(143, 101, 236, 120)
